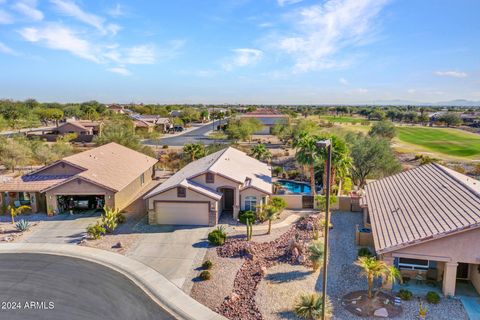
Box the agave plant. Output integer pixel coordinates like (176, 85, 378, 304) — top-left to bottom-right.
(308, 240, 325, 271)
(294, 292, 332, 320)
(15, 219, 31, 232)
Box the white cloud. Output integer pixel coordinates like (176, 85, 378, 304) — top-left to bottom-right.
(108, 66, 131, 76)
(223, 48, 263, 70)
(19, 24, 100, 62)
(50, 0, 116, 35)
(277, 0, 303, 6)
(13, 0, 44, 21)
(0, 41, 16, 55)
(107, 3, 125, 17)
(123, 44, 156, 64)
(0, 9, 14, 24)
(339, 77, 349, 85)
(278, 0, 389, 72)
(435, 70, 467, 78)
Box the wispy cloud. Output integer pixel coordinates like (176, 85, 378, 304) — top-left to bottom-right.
(19, 24, 99, 62)
(123, 44, 156, 64)
(13, 0, 44, 21)
(435, 70, 468, 78)
(277, 0, 389, 72)
(0, 41, 16, 55)
(107, 3, 125, 17)
(0, 9, 14, 24)
(108, 66, 131, 76)
(339, 77, 349, 85)
(50, 0, 119, 35)
(277, 0, 303, 7)
(223, 48, 263, 70)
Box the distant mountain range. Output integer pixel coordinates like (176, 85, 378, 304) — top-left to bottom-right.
(365, 99, 480, 107)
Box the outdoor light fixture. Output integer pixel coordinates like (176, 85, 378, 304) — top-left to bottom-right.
(316, 139, 332, 320)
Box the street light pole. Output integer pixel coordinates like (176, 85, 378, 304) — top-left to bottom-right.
(317, 140, 332, 320)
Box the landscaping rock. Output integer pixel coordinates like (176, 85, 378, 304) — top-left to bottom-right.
(373, 307, 389, 318)
(297, 255, 305, 264)
(112, 242, 123, 249)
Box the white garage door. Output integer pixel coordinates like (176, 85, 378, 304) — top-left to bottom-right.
(155, 202, 210, 226)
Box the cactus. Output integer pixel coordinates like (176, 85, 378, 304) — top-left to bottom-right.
(246, 218, 253, 241)
(15, 219, 31, 232)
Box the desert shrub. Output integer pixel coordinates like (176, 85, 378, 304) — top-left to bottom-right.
(116, 213, 126, 224)
(270, 196, 287, 211)
(202, 260, 213, 270)
(208, 227, 227, 246)
(101, 207, 119, 233)
(426, 291, 440, 304)
(308, 240, 324, 271)
(398, 289, 413, 301)
(15, 219, 31, 232)
(294, 292, 332, 320)
(87, 222, 106, 239)
(357, 247, 373, 258)
(199, 270, 211, 281)
(287, 169, 300, 180)
(238, 210, 256, 224)
(162, 145, 168, 149)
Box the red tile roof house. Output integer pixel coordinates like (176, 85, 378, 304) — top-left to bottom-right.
(0, 143, 157, 215)
(360, 163, 480, 297)
(144, 147, 272, 226)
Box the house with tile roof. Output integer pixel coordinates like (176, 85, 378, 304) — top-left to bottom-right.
(144, 147, 272, 226)
(0, 143, 157, 215)
(361, 163, 480, 297)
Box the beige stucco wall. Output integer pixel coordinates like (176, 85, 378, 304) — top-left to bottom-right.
(276, 194, 303, 209)
(36, 161, 84, 176)
(58, 123, 90, 134)
(146, 187, 218, 212)
(45, 178, 114, 214)
(114, 166, 153, 211)
(239, 187, 269, 211)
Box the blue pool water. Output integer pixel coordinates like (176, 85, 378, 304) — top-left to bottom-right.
(277, 180, 311, 194)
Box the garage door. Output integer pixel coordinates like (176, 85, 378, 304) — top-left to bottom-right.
(155, 202, 209, 226)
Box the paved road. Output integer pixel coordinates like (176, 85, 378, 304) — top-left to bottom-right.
(0, 253, 173, 320)
(0, 126, 54, 137)
(144, 119, 229, 146)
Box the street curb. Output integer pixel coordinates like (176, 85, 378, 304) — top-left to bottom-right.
(0, 243, 226, 320)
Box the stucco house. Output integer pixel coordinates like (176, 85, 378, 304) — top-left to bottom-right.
(27, 120, 103, 142)
(361, 163, 480, 297)
(0, 143, 157, 215)
(144, 147, 272, 226)
(237, 109, 288, 135)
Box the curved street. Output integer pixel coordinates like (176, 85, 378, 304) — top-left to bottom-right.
(0, 253, 174, 320)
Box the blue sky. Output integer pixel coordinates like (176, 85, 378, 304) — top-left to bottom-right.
(0, 0, 479, 104)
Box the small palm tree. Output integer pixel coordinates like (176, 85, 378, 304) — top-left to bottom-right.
(294, 292, 332, 320)
(308, 240, 324, 271)
(264, 205, 279, 234)
(354, 256, 402, 299)
(250, 143, 272, 162)
(8, 205, 31, 224)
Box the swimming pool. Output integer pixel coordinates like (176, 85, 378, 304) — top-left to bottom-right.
(277, 180, 312, 194)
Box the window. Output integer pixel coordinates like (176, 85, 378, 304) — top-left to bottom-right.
(140, 173, 145, 185)
(18, 192, 31, 205)
(177, 187, 186, 198)
(244, 196, 257, 211)
(206, 172, 214, 183)
(398, 258, 430, 270)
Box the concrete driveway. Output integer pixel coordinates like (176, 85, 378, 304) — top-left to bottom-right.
(20, 212, 100, 244)
(125, 225, 211, 290)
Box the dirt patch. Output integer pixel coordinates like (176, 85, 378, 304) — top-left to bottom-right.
(342, 290, 402, 318)
(0, 220, 40, 243)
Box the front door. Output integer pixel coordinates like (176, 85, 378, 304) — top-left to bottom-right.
(223, 189, 234, 211)
(457, 263, 469, 279)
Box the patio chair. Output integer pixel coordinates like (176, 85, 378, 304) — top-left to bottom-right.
(415, 271, 426, 284)
(426, 268, 438, 287)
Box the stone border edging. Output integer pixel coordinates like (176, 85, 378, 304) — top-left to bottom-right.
(0, 243, 226, 320)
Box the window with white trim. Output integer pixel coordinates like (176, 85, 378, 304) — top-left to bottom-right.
(244, 196, 257, 211)
(398, 258, 430, 270)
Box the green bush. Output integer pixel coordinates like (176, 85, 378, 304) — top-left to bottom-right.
(294, 292, 332, 320)
(238, 210, 256, 224)
(398, 289, 413, 301)
(208, 227, 227, 246)
(308, 240, 325, 271)
(426, 291, 440, 304)
(116, 213, 126, 224)
(101, 207, 119, 233)
(162, 145, 169, 149)
(199, 270, 211, 281)
(270, 196, 287, 211)
(357, 247, 373, 258)
(202, 260, 213, 270)
(87, 222, 106, 240)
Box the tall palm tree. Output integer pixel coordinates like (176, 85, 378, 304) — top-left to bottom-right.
(317, 135, 352, 194)
(183, 143, 206, 161)
(250, 144, 272, 162)
(8, 205, 31, 224)
(354, 256, 402, 299)
(294, 132, 321, 196)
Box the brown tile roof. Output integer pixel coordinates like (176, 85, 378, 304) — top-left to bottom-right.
(0, 175, 72, 192)
(362, 163, 480, 253)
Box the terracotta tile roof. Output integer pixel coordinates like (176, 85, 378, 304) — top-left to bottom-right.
(0, 175, 72, 192)
(145, 147, 272, 199)
(362, 163, 480, 253)
(61, 142, 158, 192)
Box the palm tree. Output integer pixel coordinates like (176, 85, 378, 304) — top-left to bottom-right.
(8, 205, 31, 224)
(250, 143, 272, 162)
(354, 256, 402, 299)
(294, 292, 332, 320)
(183, 143, 206, 161)
(264, 205, 279, 234)
(294, 132, 321, 196)
(317, 135, 352, 194)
